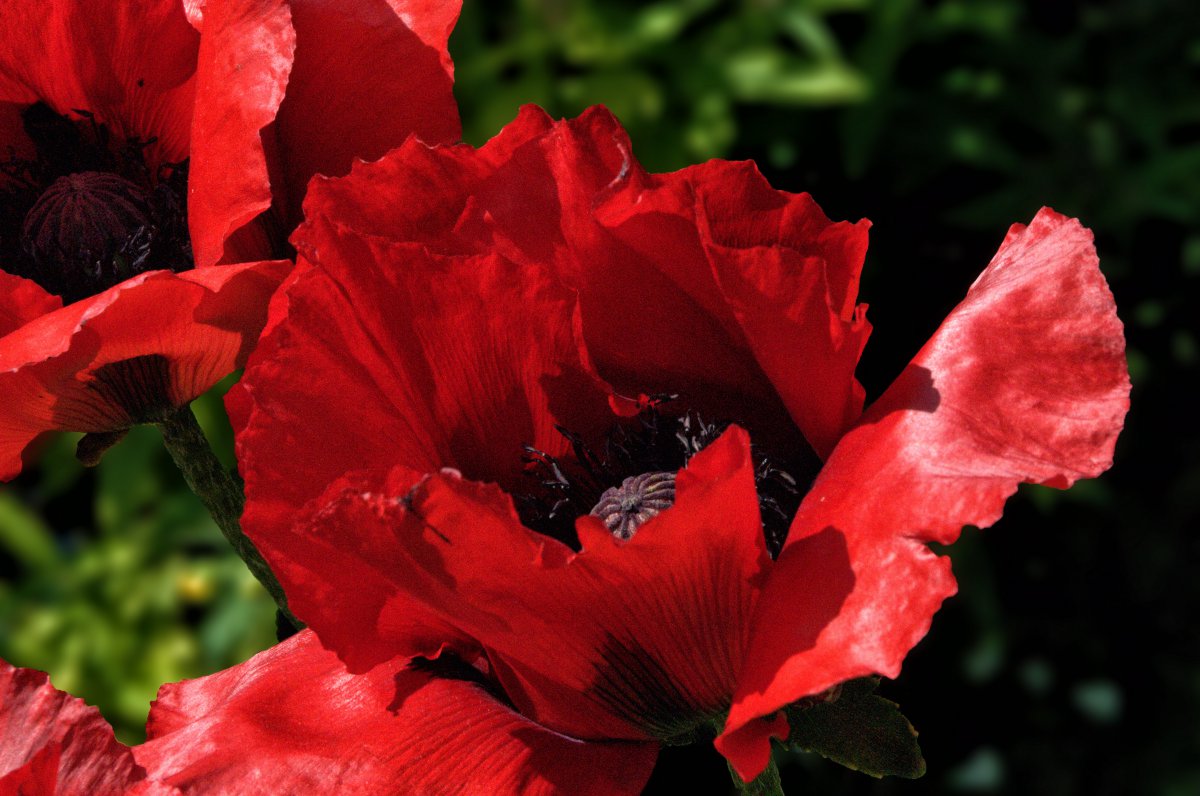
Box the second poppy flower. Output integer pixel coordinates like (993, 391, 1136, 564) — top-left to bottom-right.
(212, 106, 1129, 785)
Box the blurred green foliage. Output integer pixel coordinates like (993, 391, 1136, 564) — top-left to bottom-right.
(2, 0, 1197, 792)
(452, 0, 871, 168)
(0, 384, 276, 745)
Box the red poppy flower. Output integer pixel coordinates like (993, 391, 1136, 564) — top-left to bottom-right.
(0, 657, 176, 794)
(220, 106, 1128, 785)
(0, 0, 460, 479)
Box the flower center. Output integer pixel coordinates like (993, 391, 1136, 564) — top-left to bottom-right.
(22, 170, 151, 279)
(1, 103, 192, 303)
(518, 398, 816, 555)
(590, 471, 677, 540)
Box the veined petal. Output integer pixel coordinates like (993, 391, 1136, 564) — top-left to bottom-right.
(293, 105, 588, 260)
(136, 630, 655, 796)
(185, 0, 295, 267)
(720, 209, 1130, 779)
(269, 0, 461, 232)
(690, 161, 871, 458)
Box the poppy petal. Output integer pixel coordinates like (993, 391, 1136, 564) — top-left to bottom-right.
(135, 629, 655, 795)
(186, 0, 295, 267)
(254, 465, 478, 673)
(269, 0, 462, 230)
(292, 105, 583, 260)
(0, 271, 61, 337)
(688, 161, 872, 458)
(237, 219, 619, 583)
(188, 0, 461, 266)
(583, 157, 870, 459)
(719, 209, 1130, 779)
(285, 426, 768, 744)
(0, 260, 289, 480)
(0, 658, 172, 794)
(295, 106, 867, 456)
(0, 0, 198, 164)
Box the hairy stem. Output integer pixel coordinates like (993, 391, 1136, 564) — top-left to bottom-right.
(157, 404, 301, 629)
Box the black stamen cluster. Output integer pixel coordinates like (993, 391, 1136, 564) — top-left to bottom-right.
(516, 396, 813, 557)
(0, 103, 192, 303)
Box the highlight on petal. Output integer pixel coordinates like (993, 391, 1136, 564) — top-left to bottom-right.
(136, 629, 655, 796)
(0, 260, 289, 481)
(188, 0, 461, 266)
(0, 658, 173, 795)
(297, 105, 869, 459)
(236, 221, 620, 594)
(719, 209, 1130, 779)
(277, 426, 770, 747)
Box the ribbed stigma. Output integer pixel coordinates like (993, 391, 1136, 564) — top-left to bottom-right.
(590, 471, 677, 540)
(1, 103, 192, 303)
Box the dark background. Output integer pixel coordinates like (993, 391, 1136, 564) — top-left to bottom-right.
(1, 1, 1196, 793)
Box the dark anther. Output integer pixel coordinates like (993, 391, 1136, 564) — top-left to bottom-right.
(590, 471, 677, 540)
(755, 455, 802, 558)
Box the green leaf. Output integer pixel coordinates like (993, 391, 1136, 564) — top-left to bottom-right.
(784, 677, 926, 779)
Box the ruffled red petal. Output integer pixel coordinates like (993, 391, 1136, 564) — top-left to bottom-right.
(236, 223, 620, 592)
(282, 427, 768, 744)
(136, 630, 655, 796)
(0, 271, 61, 337)
(684, 161, 871, 457)
(0, 260, 289, 480)
(719, 209, 1130, 779)
(0, 658, 174, 795)
(294, 104, 558, 251)
(297, 105, 868, 457)
(0, 0, 198, 166)
(188, 0, 461, 267)
(185, 0, 295, 267)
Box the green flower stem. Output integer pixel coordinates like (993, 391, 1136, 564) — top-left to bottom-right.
(730, 756, 784, 796)
(156, 404, 301, 629)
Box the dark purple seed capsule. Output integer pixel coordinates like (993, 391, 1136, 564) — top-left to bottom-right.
(590, 471, 677, 541)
